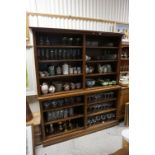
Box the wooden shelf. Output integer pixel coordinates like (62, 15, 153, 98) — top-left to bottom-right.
(43, 120, 118, 146)
(87, 120, 117, 129)
(32, 27, 123, 146)
(88, 98, 117, 106)
(88, 108, 116, 117)
(39, 59, 83, 63)
(86, 46, 118, 49)
(38, 85, 121, 101)
(43, 103, 84, 112)
(40, 74, 83, 79)
(46, 127, 84, 139)
(45, 114, 84, 125)
(86, 72, 116, 77)
(37, 45, 83, 48)
(86, 60, 118, 63)
(121, 58, 129, 61)
(120, 71, 129, 74)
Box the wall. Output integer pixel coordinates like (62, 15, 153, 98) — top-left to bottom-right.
(26, 0, 129, 112)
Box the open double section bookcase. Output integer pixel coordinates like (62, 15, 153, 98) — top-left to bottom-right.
(32, 27, 123, 146)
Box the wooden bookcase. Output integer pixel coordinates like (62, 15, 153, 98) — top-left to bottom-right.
(118, 43, 129, 120)
(32, 27, 123, 146)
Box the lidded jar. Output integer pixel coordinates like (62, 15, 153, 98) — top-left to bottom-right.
(62, 63, 69, 75)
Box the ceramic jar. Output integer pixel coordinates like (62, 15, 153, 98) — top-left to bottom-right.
(69, 67, 73, 74)
(73, 67, 78, 74)
(41, 82, 49, 94)
(48, 66, 55, 76)
(62, 63, 69, 75)
(76, 83, 81, 89)
(56, 66, 62, 75)
(64, 83, 70, 91)
(48, 85, 55, 93)
(54, 82, 63, 92)
(77, 67, 81, 74)
(70, 82, 76, 90)
(98, 64, 103, 73)
(103, 65, 108, 73)
(107, 64, 112, 72)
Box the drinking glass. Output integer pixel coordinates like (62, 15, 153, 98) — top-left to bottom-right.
(69, 108, 74, 116)
(49, 49, 54, 60)
(64, 109, 68, 118)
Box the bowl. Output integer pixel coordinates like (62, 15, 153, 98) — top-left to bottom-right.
(86, 79, 96, 87)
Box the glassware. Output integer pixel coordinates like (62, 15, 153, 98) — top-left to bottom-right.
(54, 49, 58, 59)
(64, 109, 68, 118)
(49, 124, 54, 134)
(72, 49, 77, 59)
(49, 49, 54, 60)
(58, 122, 63, 132)
(45, 49, 49, 60)
(39, 36, 44, 45)
(63, 123, 68, 132)
(58, 49, 62, 59)
(40, 48, 45, 60)
(68, 120, 72, 130)
(69, 108, 74, 116)
(62, 49, 67, 59)
(51, 100, 57, 108)
(59, 110, 64, 119)
(45, 36, 50, 45)
(43, 101, 51, 109)
(66, 49, 71, 59)
(76, 49, 81, 58)
(68, 37, 73, 45)
(62, 37, 68, 45)
(77, 67, 81, 74)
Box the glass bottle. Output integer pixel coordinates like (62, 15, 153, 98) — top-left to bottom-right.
(49, 49, 54, 60)
(49, 124, 54, 134)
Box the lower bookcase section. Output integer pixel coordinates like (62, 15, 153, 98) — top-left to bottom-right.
(39, 86, 121, 146)
(43, 120, 118, 146)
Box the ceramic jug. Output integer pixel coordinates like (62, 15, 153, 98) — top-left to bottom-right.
(41, 82, 49, 94)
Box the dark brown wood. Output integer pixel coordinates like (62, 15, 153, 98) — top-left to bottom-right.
(42, 102, 84, 112)
(39, 74, 83, 79)
(88, 98, 117, 106)
(38, 85, 121, 101)
(44, 114, 84, 125)
(84, 95, 88, 128)
(33, 30, 41, 95)
(37, 45, 82, 48)
(32, 27, 123, 146)
(87, 60, 118, 63)
(43, 120, 118, 146)
(82, 34, 86, 88)
(88, 108, 116, 117)
(86, 72, 117, 77)
(117, 87, 129, 120)
(26, 101, 33, 122)
(86, 46, 118, 49)
(39, 59, 82, 63)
